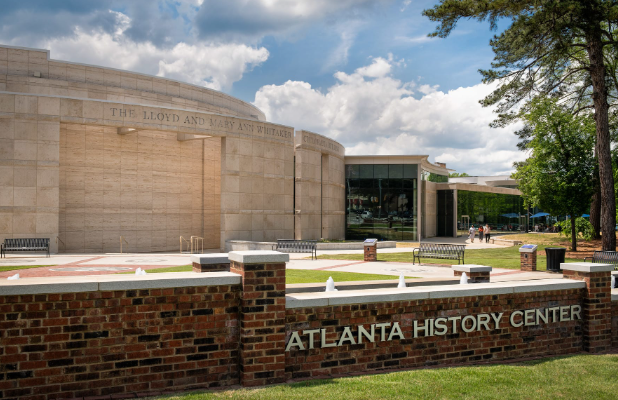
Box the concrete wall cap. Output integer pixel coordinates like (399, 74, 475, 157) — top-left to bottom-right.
(0, 277, 98, 295)
(229, 250, 289, 264)
(560, 262, 615, 273)
(285, 279, 585, 308)
(452, 265, 492, 273)
(0, 272, 241, 295)
(190, 253, 229, 264)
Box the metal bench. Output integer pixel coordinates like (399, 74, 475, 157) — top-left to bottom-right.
(412, 243, 465, 265)
(272, 239, 317, 260)
(1, 238, 50, 258)
(584, 250, 618, 270)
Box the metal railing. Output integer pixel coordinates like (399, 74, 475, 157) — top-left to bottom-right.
(191, 236, 204, 254)
(120, 236, 128, 254)
(55, 236, 65, 252)
(180, 236, 191, 254)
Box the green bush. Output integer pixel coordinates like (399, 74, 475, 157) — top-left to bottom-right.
(557, 217, 595, 241)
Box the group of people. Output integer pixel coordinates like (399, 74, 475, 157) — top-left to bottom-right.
(468, 224, 491, 243)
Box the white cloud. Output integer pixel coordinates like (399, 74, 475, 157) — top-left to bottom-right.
(254, 56, 525, 175)
(396, 35, 436, 45)
(38, 11, 269, 91)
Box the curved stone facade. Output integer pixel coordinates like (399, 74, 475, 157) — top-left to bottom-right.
(0, 45, 265, 121)
(0, 45, 309, 253)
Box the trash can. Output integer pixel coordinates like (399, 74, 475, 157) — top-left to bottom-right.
(545, 247, 566, 272)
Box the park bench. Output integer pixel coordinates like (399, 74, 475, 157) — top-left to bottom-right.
(412, 243, 465, 265)
(272, 239, 318, 260)
(1, 238, 50, 258)
(584, 250, 618, 270)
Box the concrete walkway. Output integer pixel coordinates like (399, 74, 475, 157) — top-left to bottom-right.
(287, 258, 556, 283)
(0, 241, 555, 284)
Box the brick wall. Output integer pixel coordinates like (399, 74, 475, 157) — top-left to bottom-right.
(612, 300, 618, 348)
(0, 285, 240, 400)
(520, 251, 537, 271)
(285, 290, 582, 380)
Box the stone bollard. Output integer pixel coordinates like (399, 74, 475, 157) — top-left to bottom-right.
(452, 265, 492, 283)
(228, 250, 289, 387)
(191, 253, 230, 272)
(561, 262, 613, 353)
(519, 244, 538, 271)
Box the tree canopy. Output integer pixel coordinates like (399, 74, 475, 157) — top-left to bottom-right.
(423, 0, 618, 250)
(512, 98, 595, 250)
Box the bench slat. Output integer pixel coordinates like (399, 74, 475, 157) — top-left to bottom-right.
(413, 243, 465, 265)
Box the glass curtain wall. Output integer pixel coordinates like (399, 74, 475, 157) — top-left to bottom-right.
(457, 190, 525, 235)
(345, 164, 418, 241)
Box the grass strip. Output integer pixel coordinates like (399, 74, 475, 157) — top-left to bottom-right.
(126, 265, 411, 284)
(151, 354, 618, 400)
(317, 245, 580, 271)
(0, 265, 55, 272)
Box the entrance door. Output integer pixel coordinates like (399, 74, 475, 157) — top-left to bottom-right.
(437, 190, 454, 237)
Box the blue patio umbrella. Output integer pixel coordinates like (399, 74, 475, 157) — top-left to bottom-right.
(530, 212, 550, 218)
(581, 214, 590, 218)
(500, 213, 519, 218)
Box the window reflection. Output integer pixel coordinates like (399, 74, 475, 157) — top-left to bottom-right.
(456, 190, 525, 235)
(346, 164, 418, 241)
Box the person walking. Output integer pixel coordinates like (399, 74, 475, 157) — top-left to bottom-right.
(485, 223, 491, 243)
(469, 225, 475, 243)
(478, 225, 484, 242)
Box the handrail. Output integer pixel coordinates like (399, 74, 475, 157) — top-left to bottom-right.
(120, 236, 128, 254)
(180, 236, 191, 254)
(190, 236, 204, 254)
(55, 236, 65, 251)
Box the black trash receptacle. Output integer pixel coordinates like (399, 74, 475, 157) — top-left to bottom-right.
(545, 247, 566, 272)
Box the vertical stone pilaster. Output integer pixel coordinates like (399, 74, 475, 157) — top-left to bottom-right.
(562, 262, 614, 352)
(228, 250, 288, 387)
(190, 253, 230, 272)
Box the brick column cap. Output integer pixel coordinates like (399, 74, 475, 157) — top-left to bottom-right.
(229, 250, 289, 264)
(560, 262, 614, 273)
(519, 244, 538, 253)
(452, 265, 492, 273)
(190, 253, 229, 264)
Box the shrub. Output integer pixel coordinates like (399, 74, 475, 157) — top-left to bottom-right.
(557, 217, 595, 241)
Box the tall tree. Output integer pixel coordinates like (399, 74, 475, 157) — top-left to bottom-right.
(423, 0, 618, 250)
(512, 99, 595, 250)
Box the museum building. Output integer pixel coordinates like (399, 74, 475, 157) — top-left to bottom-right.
(0, 45, 523, 253)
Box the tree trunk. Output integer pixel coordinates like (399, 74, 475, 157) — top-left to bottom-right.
(571, 216, 577, 251)
(589, 161, 601, 239)
(585, 26, 616, 250)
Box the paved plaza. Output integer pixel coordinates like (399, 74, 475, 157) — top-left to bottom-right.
(0, 237, 553, 283)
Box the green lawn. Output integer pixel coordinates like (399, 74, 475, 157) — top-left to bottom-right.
(0, 265, 54, 272)
(131, 265, 410, 284)
(151, 354, 618, 400)
(286, 269, 412, 284)
(317, 245, 579, 271)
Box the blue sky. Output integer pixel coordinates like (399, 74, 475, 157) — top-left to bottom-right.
(0, 0, 523, 175)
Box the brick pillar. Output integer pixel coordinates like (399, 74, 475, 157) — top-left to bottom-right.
(452, 265, 491, 283)
(561, 262, 613, 353)
(364, 243, 377, 261)
(228, 250, 288, 387)
(191, 253, 230, 272)
(519, 246, 537, 271)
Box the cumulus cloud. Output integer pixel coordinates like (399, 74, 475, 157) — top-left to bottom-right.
(254, 57, 525, 175)
(12, 10, 269, 91)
